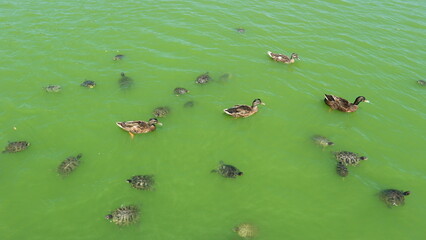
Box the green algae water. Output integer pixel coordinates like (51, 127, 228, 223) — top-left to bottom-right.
(1, 0, 425, 239)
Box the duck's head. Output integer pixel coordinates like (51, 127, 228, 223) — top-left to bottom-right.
(105, 214, 113, 220)
(403, 191, 411, 196)
(148, 118, 162, 126)
(354, 96, 370, 104)
(253, 98, 266, 106)
(291, 53, 300, 60)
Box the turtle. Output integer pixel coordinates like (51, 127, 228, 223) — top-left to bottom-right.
(211, 161, 243, 178)
(235, 28, 246, 33)
(127, 175, 155, 190)
(334, 151, 368, 166)
(417, 80, 426, 86)
(233, 223, 257, 238)
(380, 189, 410, 207)
(57, 153, 82, 176)
(118, 72, 133, 89)
(312, 135, 334, 147)
(219, 73, 231, 81)
(81, 80, 96, 88)
(105, 205, 140, 226)
(43, 85, 62, 92)
(2, 141, 30, 153)
(113, 54, 124, 61)
(184, 101, 194, 108)
(195, 72, 211, 84)
(174, 87, 189, 96)
(336, 162, 348, 177)
(152, 106, 170, 118)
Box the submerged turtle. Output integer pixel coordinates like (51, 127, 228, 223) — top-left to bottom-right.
(81, 80, 96, 88)
(184, 101, 194, 108)
(233, 223, 257, 238)
(211, 161, 243, 178)
(44, 85, 62, 92)
(152, 106, 170, 118)
(236, 28, 246, 33)
(113, 54, 124, 61)
(312, 135, 334, 147)
(336, 162, 348, 177)
(2, 141, 30, 153)
(219, 73, 231, 81)
(195, 72, 211, 84)
(105, 205, 140, 226)
(417, 80, 426, 86)
(119, 72, 133, 89)
(334, 151, 367, 166)
(127, 175, 155, 190)
(57, 153, 82, 176)
(174, 87, 189, 96)
(380, 189, 410, 207)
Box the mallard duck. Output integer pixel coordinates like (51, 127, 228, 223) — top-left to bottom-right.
(116, 118, 162, 139)
(267, 51, 299, 64)
(224, 99, 265, 118)
(324, 94, 369, 112)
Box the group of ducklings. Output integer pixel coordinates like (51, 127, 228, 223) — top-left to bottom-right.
(4, 44, 419, 237)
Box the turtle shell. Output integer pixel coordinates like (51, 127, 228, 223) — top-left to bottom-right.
(152, 107, 170, 118)
(174, 87, 189, 95)
(380, 189, 410, 207)
(106, 205, 140, 226)
(334, 151, 367, 166)
(44, 85, 62, 92)
(57, 154, 82, 175)
(81, 80, 96, 88)
(233, 223, 257, 238)
(113, 54, 124, 60)
(417, 80, 426, 86)
(184, 101, 194, 108)
(119, 72, 133, 89)
(2, 141, 30, 153)
(312, 135, 334, 147)
(195, 72, 211, 84)
(336, 162, 348, 177)
(127, 175, 155, 190)
(212, 162, 243, 178)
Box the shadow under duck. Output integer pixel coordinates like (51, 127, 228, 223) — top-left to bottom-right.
(267, 51, 299, 64)
(324, 94, 369, 112)
(116, 118, 162, 139)
(224, 98, 265, 118)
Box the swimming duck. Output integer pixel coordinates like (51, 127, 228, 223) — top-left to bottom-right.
(324, 94, 369, 112)
(267, 51, 299, 64)
(116, 118, 162, 139)
(224, 99, 265, 118)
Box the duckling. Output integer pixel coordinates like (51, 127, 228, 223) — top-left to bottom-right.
(224, 99, 265, 118)
(324, 94, 369, 112)
(267, 51, 299, 64)
(116, 118, 162, 139)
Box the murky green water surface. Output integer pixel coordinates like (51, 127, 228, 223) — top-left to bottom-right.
(1, 0, 425, 239)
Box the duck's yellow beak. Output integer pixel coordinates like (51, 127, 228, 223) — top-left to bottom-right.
(261, 102, 266, 105)
(364, 100, 370, 103)
(157, 122, 163, 126)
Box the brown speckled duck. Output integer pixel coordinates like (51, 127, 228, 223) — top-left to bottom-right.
(116, 118, 162, 139)
(224, 99, 265, 118)
(267, 51, 299, 64)
(324, 94, 369, 112)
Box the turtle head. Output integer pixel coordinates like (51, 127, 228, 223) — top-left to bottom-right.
(126, 179, 132, 183)
(105, 214, 113, 220)
(327, 141, 335, 146)
(237, 171, 244, 176)
(359, 156, 368, 161)
(121, 72, 125, 77)
(403, 191, 411, 196)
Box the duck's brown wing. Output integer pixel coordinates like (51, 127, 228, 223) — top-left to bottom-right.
(324, 94, 351, 109)
(267, 51, 290, 61)
(224, 105, 252, 115)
